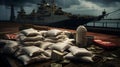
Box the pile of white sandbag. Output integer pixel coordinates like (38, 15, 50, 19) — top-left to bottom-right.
(17, 28, 75, 65)
(2, 28, 94, 65)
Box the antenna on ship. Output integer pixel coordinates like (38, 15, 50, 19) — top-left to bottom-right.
(51, 0, 56, 13)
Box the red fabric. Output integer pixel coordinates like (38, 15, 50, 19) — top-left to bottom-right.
(94, 39, 116, 47)
(5, 34, 17, 40)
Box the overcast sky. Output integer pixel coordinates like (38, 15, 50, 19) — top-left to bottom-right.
(0, 0, 120, 20)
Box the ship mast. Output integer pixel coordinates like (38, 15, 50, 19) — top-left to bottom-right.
(10, 4, 15, 22)
(51, 0, 56, 13)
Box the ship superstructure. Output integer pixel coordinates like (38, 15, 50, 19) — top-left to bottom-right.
(16, 0, 107, 28)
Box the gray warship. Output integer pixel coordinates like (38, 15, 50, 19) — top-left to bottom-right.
(16, 0, 107, 29)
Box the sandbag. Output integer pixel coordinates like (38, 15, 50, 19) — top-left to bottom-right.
(49, 42, 70, 52)
(38, 31, 48, 36)
(22, 46, 44, 57)
(18, 54, 49, 65)
(69, 46, 92, 56)
(3, 40, 19, 54)
(43, 50, 52, 57)
(39, 42, 54, 50)
(22, 42, 36, 46)
(19, 35, 44, 42)
(21, 28, 39, 36)
(64, 53, 93, 62)
(46, 29, 62, 37)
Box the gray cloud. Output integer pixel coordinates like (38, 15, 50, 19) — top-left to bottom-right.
(0, 0, 80, 8)
(0, 0, 40, 7)
(63, 0, 120, 18)
(0, 0, 120, 20)
(0, 6, 10, 20)
(86, 0, 120, 7)
(0, 0, 80, 20)
(86, 0, 120, 3)
(56, 0, 80, 8)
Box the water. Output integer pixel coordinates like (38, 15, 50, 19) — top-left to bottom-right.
(86, 19, 120, 28)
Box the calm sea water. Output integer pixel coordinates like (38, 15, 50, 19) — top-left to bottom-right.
(86, 20, 120, 28)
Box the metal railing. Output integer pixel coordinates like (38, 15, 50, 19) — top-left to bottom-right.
(85, 21, 120, 29)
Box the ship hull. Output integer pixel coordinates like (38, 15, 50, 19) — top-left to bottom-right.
(17, 18, 89, 29)
(47, 19, 88, 29)
(17, 13, 98, 29)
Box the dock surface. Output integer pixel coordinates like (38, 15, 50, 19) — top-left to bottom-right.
(0, 23, 119, 46)
(0, 23, 120, 67)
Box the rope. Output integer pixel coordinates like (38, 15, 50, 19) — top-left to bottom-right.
(107, 8, 120, 15)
